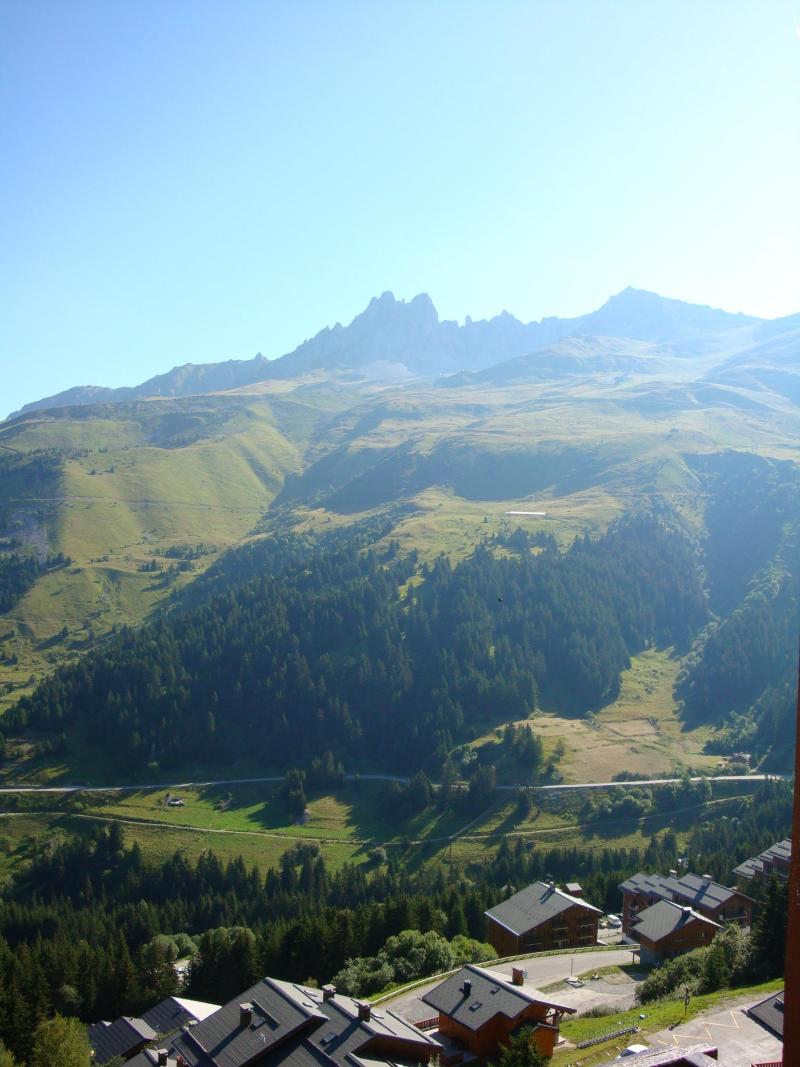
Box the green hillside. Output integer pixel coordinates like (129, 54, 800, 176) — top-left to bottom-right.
(1, 325, 798, 770)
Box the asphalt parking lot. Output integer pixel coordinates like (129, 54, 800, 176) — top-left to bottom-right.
(646, 992, 782, 1066)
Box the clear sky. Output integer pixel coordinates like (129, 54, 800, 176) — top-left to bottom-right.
(2, 0, 799, 415)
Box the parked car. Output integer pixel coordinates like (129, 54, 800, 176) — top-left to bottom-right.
(606, 914, 622, 928)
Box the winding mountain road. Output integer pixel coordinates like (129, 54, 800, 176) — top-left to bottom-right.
(0, 772, 782, 795)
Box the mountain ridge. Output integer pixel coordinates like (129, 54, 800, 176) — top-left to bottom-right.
(8, 287, 766, 419)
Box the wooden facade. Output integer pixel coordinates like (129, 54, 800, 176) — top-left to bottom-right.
(486, 901, 598, 956)
(621, 886, 752, 936)
(436, 999, 564, 1059)
(635, 915, 718, 963)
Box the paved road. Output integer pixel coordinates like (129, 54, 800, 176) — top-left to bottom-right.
(0, 773, 781, 796)
(383, 948, 638, 1023)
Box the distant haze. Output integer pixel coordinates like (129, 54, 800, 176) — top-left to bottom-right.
(10, 285, 792, 420)
(2, 2, 798, 415)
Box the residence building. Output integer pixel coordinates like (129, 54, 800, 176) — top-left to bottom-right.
(90, 997, 220, 1064)
(733, 839, 791, 887)
(484, 880, 601, 955)
(629, 900, 722, 963)
(420, 963, 575, 1060)
(618, 871, 753, 935)
(125, 976, 438, 1067)
(89, 1017, 158, 1065)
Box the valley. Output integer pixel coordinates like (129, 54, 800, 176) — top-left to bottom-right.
(0, 288, 796, 1067)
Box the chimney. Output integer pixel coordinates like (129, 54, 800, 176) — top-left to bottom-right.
(357, 1001, 371, 1022)
(322, 985, 336, 1001)
(548, 880, 555, 893)
(668, 869, 677, 878)
(682, 906, 692, 916)
(511, 967, 526, 986)
(462, 979, 472, 996)
(156, 1052, 169, 1067)
(239, 1003, 253, 1028)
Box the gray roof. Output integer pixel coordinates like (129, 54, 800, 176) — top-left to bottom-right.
(734, 838, 791, 880)
(421, 964, 574, 1032)
(732, 856, 763, 879)
(747, 988, 785, 1037)
(485, 880, 600, 936)
(89, 1016, 158, 1064)
(632, 900, 720, 944)
(141, 996, 221, 1038)
(153, 976, 436, 1067)
(618, 871, 750, 912)
(126, 1054, 174, 1067)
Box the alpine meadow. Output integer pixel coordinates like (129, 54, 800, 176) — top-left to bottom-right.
(2, 4, 799, 1065)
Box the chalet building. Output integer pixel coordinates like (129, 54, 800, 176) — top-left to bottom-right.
(618, 871, 753, 936)
(125, 976, 438, 1067)
(89, 1017, 159, 1065)
(629, 900, 721, 963)
(484, 881, 601, 955)
(140, 996, 220, 1037)
(421, 963, 575, 1060)
(733, 838, 791, 887)
(90, 997, 220, 1064)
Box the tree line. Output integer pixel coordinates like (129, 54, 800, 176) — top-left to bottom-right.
(0, 779, 789, 1061)
(7, 514, 708, 772)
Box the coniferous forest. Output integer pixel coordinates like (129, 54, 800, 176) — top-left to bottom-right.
(0, 780, 791, 1062)
(8, 515, 708, 772)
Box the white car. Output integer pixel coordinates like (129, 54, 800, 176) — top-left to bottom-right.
(606, 914, 623, 928)
(619, 1044, 649, 1057)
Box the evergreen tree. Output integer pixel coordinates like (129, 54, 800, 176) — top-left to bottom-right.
(751, 878, 788, 979)
(489, 1027, 547, 1067)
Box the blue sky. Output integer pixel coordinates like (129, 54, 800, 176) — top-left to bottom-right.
(2, 0, 799, 415)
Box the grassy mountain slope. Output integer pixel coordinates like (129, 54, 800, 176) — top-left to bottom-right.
(0, 393, 339, 713)
(1, 296, 798, 772)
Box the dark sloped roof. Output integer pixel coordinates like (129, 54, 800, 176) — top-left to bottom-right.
(421, 964, 574, 1032)
(157, 976, 437, 1067)
(141, 996, 217, 1037)
(125, 1053, 171, 1067)
(632, 900, 720, 944)
(89, 1016, 158, 1064)
(747, 988, 785, 1037)
(485, 880, 600, 935)
(733, 856, 763, 879)
(169, 978, 324, 1067)
(734, 837, 792, 880)
(766, 837, 791, 862)
(618, 871, 750, 912)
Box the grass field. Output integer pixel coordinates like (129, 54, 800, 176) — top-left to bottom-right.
(465, 649, 716, 785)
(551, 978, 785, 1065)
(0, 396, 306, 716)
(0, 778, 759, 887)
(537, 649, 717, 781)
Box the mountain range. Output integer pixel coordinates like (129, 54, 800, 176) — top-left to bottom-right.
(9, 286, 780, 419)
(1, 281, 798, 777)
